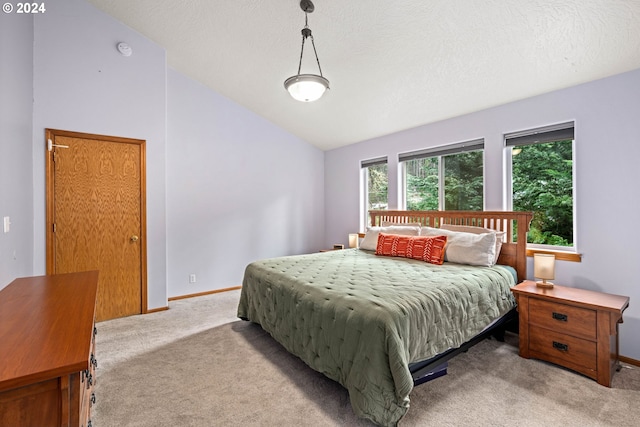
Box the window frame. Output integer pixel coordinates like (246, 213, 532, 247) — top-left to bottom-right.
(360, 156, 388, 229)
(399, 139, 485, 211)
(504, 122, 580, 258)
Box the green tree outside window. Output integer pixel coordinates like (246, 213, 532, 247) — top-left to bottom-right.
(512, 141, 573, 246)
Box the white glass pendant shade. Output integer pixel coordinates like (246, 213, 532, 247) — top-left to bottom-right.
(284, 74, 329, 102)
(285, 0, 329, 102)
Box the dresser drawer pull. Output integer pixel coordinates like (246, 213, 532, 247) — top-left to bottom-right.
(552, 341, 569, 352)
(90, 392, 96, 406)
(552, 312, 568, 321)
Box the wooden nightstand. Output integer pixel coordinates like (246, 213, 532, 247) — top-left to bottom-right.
(511, 281, 629, 387)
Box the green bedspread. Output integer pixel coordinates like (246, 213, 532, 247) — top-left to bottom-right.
(237, 249, 516, 426)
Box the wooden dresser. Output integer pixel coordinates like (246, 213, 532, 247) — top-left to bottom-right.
(0, 271, 99, 427)
(511, 280, 629, 387)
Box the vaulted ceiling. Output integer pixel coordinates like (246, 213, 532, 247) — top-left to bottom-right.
(87, 0, 640, 150)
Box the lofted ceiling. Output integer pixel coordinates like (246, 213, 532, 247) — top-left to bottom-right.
(87, 0, 640, 151)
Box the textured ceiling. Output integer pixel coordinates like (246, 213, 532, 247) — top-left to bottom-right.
(87, 0, 640, 151)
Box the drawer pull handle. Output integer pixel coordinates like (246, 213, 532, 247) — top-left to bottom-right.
(552, 312, 568, 321)
(553, 341, 569, 352)
(90, 392, 96, 406)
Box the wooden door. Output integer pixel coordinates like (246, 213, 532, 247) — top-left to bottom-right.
(46, 129, 147, 322)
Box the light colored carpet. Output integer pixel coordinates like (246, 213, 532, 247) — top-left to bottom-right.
(92, 290, 640, 426)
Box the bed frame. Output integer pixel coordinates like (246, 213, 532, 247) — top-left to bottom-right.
(366, 210, 533, 384)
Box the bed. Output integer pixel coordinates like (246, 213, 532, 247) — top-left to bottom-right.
(237, 210, 532, 426)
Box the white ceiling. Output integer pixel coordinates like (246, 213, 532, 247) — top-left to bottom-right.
(87, 0, 640, 151)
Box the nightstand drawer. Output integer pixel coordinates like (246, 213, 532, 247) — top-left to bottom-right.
(528, 298, 596, 340)
(529, 327, 597, 371)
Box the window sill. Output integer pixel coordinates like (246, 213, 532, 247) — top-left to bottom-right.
(527, 248, 582, 262)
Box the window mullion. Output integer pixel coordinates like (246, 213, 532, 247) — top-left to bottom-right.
(504, 148, 514, 211)
(438, 156, 445, 210)
(399, 161, 407, 210)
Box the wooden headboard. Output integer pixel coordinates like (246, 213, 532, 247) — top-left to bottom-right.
(367, 210, 533, 283)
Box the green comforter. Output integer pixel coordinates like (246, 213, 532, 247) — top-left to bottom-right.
(237, 249, 516, 426)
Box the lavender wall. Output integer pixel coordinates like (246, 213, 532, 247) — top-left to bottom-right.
(2, 0, 324, 307)
(325, 69, 640, 359)
(166, 69, 325, 297)
(31, 0, 168, 310)
(0, 13, 34, 288)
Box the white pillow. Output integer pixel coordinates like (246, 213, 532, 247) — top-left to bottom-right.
(440, 224, 506, 261)
(360, 225, 420, 251)
(420, 227, 497, 267)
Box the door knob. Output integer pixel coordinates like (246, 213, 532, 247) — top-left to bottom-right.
(130, 235, 139, 242)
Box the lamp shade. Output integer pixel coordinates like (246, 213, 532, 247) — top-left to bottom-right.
(348, 233, 359, 249)
(534, 253, 555, 288)
(284, 74, 329, 102)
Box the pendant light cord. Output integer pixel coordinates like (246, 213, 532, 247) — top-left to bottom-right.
(296, 12, 324, 77)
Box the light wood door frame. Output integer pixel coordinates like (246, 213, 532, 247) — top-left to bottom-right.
(45, 128, 148, 316)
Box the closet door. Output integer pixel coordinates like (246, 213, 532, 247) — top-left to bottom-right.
(46, 129, 147, 321)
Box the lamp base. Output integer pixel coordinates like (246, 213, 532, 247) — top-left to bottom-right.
(536, 280, 554, 289)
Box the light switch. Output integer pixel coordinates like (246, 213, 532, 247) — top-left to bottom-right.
(3, 216, 10, 233)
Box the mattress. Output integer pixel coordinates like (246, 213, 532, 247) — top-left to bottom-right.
(237, 248, 516, 426)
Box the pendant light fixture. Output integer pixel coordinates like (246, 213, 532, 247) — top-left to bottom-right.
(284, 0, 330, 102)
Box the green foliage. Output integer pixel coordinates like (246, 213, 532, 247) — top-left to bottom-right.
(512, 141, 573, 246)
(405, 151, 483, 211)
(372, 141, 574, 248)
(367, 164, 388, 209)
(444, 152, 483, 210)
(406, 157, 438, 210)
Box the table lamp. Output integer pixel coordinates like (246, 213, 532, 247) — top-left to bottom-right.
(534, 253, 555, 289)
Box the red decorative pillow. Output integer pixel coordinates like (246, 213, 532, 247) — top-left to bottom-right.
(375, 233, 447, 265)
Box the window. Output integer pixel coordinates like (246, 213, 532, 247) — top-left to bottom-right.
(361, 157, 388, 227)
(505, 122, 575, 249)
(400, 140, 484, 211)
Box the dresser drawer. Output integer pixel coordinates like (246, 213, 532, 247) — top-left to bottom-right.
(528, 298, 596, 340)
(528, 326, 597, 371)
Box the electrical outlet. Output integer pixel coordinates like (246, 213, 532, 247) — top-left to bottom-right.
(189, 274, 196, 283)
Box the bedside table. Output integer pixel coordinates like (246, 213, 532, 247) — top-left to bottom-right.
(511, 281, 629, 387)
